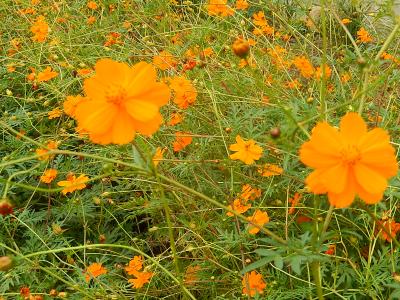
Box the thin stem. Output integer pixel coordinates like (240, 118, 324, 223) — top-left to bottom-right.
(319, 0, 328, 120)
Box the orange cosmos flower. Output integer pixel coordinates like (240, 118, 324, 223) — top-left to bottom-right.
(35, 140, 58, 161)
(30, 15, 49, 42)
(293, 56, 314, 78)
(40, 169, 58, 184)
(206, 0, 234, 17)
(299, 112, 398, 208)
(169, 76, 197, 109)
(226, 198, 251, 217)
(341, 72, 351, 83)
(48, 108, 62, 119)
(376, 219, 400, 242)
(128, 271, 154, 289)
(357, 27, 373, 43)
(242, 271, 266, 297)
(173, 132, 193, 152)
(235, 0, 249, 10)
(152, 51, 177, 70)
(324, 244, 336, 255)
(125, 256, 143, 276)
(229, 135, 263, 165)
(87, 16, 96, 25)
(84, 262, 107, 282)
(288, 192, 302, 215)
(258, 163, 283, 176)
(167, 112, 183, 126)
(37, 67, 58, 82)
(87, 1, 98, 9)
(247, 210, 269, 234)
(341, 18, 352, 25)
(152, 147, 166, 167)
(73, 59, 170, 145)
(104, 32, 121, 47)
(315, 64, 332, 80)
(240, 184, 261, 201)
(57, 174, 89, 195)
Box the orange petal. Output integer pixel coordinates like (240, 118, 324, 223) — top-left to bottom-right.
(110, 112, 136, 144)
(354, 163, 387, 195)
(125, 101, 159, 122)
(320, 163, 348, 194)
(129, 82, 170, 106)
(339, 112, 367, 143)
(133, 113, 163, 136)
(94, 58, 130, 85)
(358, 128, 390, 151)
(328, 187, 355, 208)
(299, 141, 340, 168)
(83, 77, 107, 101)
(127, 62, 157, 89)
(305, 170, 328, 194)
(75, 102, 117, 134)
(355, 182, 383, 204)
(309, 122, 343, 155)
(361, 147, 398, 178)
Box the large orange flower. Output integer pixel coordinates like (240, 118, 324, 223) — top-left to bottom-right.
(74, 59, 170, 145)
(300, 112, 398, 208)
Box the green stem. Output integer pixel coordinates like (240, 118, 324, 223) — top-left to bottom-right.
(319, 0, 328, 120)
(311, 196, 324, 300)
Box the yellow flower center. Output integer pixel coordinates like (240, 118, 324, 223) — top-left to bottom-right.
(106, 84, 128, 106)
(341, 144, 362, 165)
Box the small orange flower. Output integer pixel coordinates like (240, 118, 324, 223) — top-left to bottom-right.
(77, 68, 94, 77)
(340, 72, 351, 83)
(57, 174, 89, 195)
(35, 140, 58, 161)
(37, 67, 58, 82)
(229, 135, 263, 165)
(104, 32, 122, 47)
(206, 0, 234, 17)
(40, 169, 58, 184)
(258, 163, 283, 176)
(128, 271, 154, 289)
(169, 76, 197, 109)
(0, 199, 14, 216)
(152, 51, 177, 70)
(84, 262, 107, 282)
(184, 265, 201, 286)
(315, 64, 332, 80)
(288, 192, 301, 215)
(73, 59, 170, 145)
(87, 16, 96, 25)
(324, 244, 336, 255)
(299, 112, 398, 208)
(201, 47, 214, 58)
(293, 56, 314, 78)
(30, 15, 49, 42)
(226, 199, 251, 217)
(341, 18, 352, 25)
(242, 271, 266, 297)
(167, 112, 183, 126)
(48, 108, 62, 119)
(357, 27, 373, 43)
(125, 256, 143, 276)
(240, 184, 262, 201)
(247, 210, 269, 234)
(173, 132, 193, 152)
(376, 219, 400, 242)
(235, 0, 249, 10)
(152, 147, 166, 167)
(87, 1, 98, 10)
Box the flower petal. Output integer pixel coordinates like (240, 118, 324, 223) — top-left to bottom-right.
(125, 101, 159, 122)
(299, 141, 340, 168)
(110, 112, 136, 144)
(320, 163, 348, 194)
(75, 101, 117, 134)
(354, 163, 387, 195)
(308, 122, 343, 155)
(133, 113, 163, 136)
(339, 112, 367, 143)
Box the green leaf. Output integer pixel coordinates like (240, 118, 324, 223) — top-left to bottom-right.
(274, 256, 284, 269)
(240, 257, 274, 275)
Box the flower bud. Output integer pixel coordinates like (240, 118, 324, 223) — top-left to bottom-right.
(0, 256, 13, 271)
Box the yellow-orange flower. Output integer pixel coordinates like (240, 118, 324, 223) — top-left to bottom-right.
(152, 147, 166, 166)
(73, 59, 170, 145)
(357, 27, 373, 43)
(341, 18, 352, 25)
(173, 132, 193, 152)
(206, 0, 234, 17)
(242, 271, 266, 297)
(30, 15, 49, 42)
(87, 1, 98, 9)
(247, 210, 269, 234)
(84, 262, 107, 282)
(37, 67, 58, 82)
(293, 56, 314, 78)
(128, 271, 154, 289)
(169, 76, 197, 109)
(125, 256, 143, 276)
(235, 0, 249, 10)
(226, 199, 251, 217)
(40, 169, 58, 184)
(299, 112, 398, 208)
(229, 135, 263, 165)
(48, 108, 62, 119)
(167, 112, 183, 126)
(57, 174, 89, 195)
(152, 51, 177, 70)
(376, 219, 400, 242)
(35, 140, 58, 161)
(258, 163, 283, 177)
(315, 64, 332, 80)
